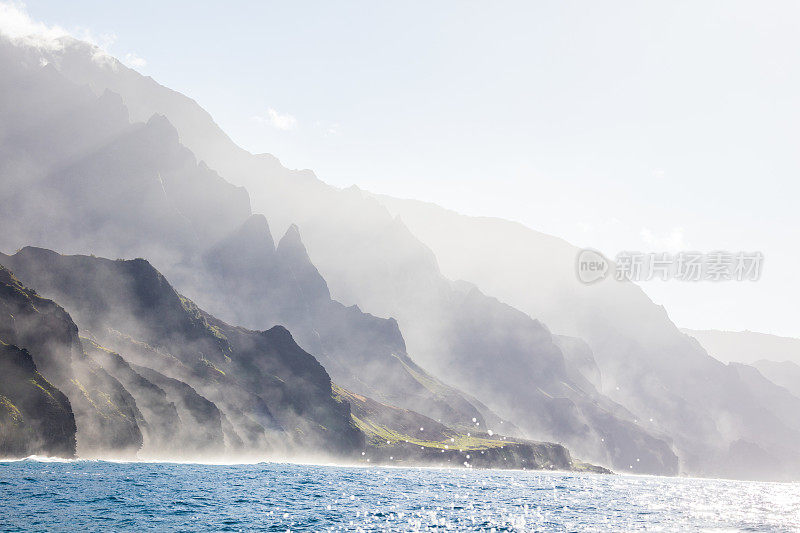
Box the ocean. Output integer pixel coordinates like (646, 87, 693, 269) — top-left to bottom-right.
(1, 459, 797, 531)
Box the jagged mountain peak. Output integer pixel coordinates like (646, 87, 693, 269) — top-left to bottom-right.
(274, 223, 331, 303)
(145, 113, 180, 143)
(276, 223, 304, 254)
(263, 324, 292, 339)
(202, 214, 277, 283)
(275, 224, 323, 285)
(236, 214, 277, 251)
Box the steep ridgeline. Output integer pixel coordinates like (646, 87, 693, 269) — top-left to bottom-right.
(0, 35, 506, 437)
(0, 265, 136, 457)
(752, 360, 800, 400)
(23, 34, 681, 475)
(198, 215, 507, 434)
(374, 196, 800, 481)
(1, 249, 606, 473)
(0, 43, 249, 263)
(0, 248, 363, 459)
(682, 329, 800, 366)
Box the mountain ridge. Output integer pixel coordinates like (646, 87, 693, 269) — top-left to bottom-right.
(0, 39, 505, 443)
(0, 34, 678, 474)
(0, 248, 599, 472)
(3, 32, 795, 479)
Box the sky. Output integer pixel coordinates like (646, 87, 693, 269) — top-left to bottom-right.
(6, 1, 800, 337)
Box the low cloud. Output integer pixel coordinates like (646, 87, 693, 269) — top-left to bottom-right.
(124, 52, 147, 68)
(0, 2, 70, 49)
(0, 2, 118, 68)
(252, 108, 298, 131)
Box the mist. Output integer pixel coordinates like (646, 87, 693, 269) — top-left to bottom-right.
(0, 10, 799, 485)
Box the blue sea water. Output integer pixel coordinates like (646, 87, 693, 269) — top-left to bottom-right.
(1, 459, 798, 532)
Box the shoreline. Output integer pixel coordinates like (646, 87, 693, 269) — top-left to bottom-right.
(0, 453, 609, 475)
(6, 455, 800, 484)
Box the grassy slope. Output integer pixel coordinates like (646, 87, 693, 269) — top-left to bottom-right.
(333, 385, 610, 473)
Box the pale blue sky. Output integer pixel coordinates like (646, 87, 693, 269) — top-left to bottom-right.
(11, 1, 800, 337)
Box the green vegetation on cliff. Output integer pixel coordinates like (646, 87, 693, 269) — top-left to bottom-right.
(0, 263, 142, 456)
(0, 340, 76, 457)
(1, 249, 363, 458)
(334, 385, 610, 473)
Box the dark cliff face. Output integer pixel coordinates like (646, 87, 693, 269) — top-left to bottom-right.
(14, 39, 679, 474)
(198, 216, 500, 433)
(0, 36, 499, 440)
(0, 36, 673, 473)
(130, 363, 228, 455)
(82, 340, 184, 453)
(0, 249, 364, 457)
(0, 342, 76, 458)
(197, 213, 660, 470)
(0, 263, 81, 383)
(0, 264, 141, 457)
